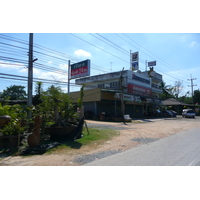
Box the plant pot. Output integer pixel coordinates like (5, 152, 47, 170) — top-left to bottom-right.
(0, 134, 25, 149)
(0, 115, 11, 129)
(45, 126, 76, 141)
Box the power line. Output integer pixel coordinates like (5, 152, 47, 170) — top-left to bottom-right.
(122, 33, 190, 78)
(69, 33, 129, 64)
(89, 33, 129, 56)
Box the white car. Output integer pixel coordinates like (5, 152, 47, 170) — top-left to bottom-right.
(182, 109, 195, 118)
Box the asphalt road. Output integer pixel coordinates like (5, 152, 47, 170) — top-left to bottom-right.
(84, 127, 200, 166)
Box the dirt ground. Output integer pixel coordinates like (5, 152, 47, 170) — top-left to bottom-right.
(1, 116, 200, 166)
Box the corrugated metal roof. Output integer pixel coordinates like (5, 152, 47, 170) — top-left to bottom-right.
(162, 98, 193, 106)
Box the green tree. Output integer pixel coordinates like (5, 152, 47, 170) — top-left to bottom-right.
(1, 85, 27, 100)
(32, 82, 43, 106)
(178, 91, 192, 104)
(172, 81, 183, 99)
(159, 81, 173, 100)
(194, 90, 200, 105)
(38, 85, 76, 126)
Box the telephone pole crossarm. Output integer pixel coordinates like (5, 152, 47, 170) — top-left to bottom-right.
(188, 75, 197, 104)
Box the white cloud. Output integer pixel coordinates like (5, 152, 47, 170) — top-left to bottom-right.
(74, 49, 91, 57)
(0, 61, 26, 70)
(59, 63, 68, 70)
(48, 61, 53, 64)
(190, 41, 198, 48)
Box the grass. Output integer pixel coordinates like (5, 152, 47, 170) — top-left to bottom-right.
(0, 127, 120, 156)
(45, 127, 119, 154)
(79, 127, 118, 144)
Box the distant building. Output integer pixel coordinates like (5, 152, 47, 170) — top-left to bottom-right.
(71, 69, 163, 119)
(161, 98, 194, 114)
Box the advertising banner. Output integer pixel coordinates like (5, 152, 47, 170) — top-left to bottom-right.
(70, 59, 90, 79)
(148, 61, 156, 67)
(114, 93, 141, 102)
(127, 84, 152, 96)
(131, 52, 139, 71)
(132, 61, 139, 71)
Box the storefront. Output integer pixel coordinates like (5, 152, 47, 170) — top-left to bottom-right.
(71, 88, 162, 119)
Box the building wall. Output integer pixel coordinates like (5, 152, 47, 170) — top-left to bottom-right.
(72, 69, 163, 119)
(70, 88, 101, 103)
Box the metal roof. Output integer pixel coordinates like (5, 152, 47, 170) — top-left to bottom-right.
(162, 98, 193, 106)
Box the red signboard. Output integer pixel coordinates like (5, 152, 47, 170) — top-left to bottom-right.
(71, 66, 88, 77)
(70, 59, 90, 79)
(127, 84, 152, 96)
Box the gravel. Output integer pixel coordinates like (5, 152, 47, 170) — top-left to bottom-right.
(131, 137, 159, 143)
(74, 150, 121, 165)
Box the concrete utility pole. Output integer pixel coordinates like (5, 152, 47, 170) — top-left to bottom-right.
(188, 74, 197, 104)
(27, 33, 37, 118)
(68, 60, 70, 94)
(27, 33, 34, 118)
(119, 67, 125, 124)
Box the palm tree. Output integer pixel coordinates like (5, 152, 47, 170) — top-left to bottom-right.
(160, 81, 174, 100)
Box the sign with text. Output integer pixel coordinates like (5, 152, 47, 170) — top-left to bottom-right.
(114, 93, 141, 102)
(70, 59, 90, 79)
(148, 61, 156, 67)
(127, 84, 152, 96)
(131, 52, 139, 70)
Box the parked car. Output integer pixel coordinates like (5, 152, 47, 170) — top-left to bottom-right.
(155, 109, 162, 117)
(161, 110, 173, 117)
(169, 110, 177, 117)
(182, 109, 195, 118)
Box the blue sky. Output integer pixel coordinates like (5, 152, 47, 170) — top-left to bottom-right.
(0, 33, 200, 96)
(1, 1, 200, 97)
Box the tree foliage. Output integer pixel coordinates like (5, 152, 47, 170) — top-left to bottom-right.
(159, 81, 173, 100)
(37, 85, 77, 125)
(32, 82, 43, 106)
(194, 90, 200, 105)
(1, 85, 27, 100)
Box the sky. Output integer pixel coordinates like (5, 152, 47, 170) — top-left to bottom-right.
(0, 33, 200, 97)
(0, 1, 200, 97)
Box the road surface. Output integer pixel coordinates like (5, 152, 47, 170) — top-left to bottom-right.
(84, 127, 200, 166)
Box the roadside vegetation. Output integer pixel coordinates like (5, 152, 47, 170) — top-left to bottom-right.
(45, 127, 119, 155)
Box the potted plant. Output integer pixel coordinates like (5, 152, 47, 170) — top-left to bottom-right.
(37, 85, 80, 141)
(0, 119, 25, 149)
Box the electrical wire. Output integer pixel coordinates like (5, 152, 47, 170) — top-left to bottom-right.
(1, 33, 199, 91)
(69, 33, 129, 64)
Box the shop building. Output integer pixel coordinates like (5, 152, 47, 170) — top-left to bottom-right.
(71, 68, 163, 119)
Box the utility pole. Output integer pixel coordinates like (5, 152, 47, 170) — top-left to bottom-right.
(188, 74, 197, 104)
(145, 60, 148, 71)
(68, 60, 70, 94)
(27, 33, 37, 118)
(27, 33, 34, 118)
(119, 67, 125, 124)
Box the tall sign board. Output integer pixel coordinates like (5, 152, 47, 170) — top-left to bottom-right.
(70, 59, 90, 79)
(130, 51, 139, 71)
(148, 61, 156, 67)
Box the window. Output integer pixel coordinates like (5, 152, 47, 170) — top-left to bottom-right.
(98, 84, 105, 88)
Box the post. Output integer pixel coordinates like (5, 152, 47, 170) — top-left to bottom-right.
(130, 50, 132, 70)
(145, 60, 147, 71)
(119, 67, 125, 123)
(115, 96, 116, 117)
(27, 33, 33, 118)
(188, 74, 197, 104)
(68, 60, 70, 94)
